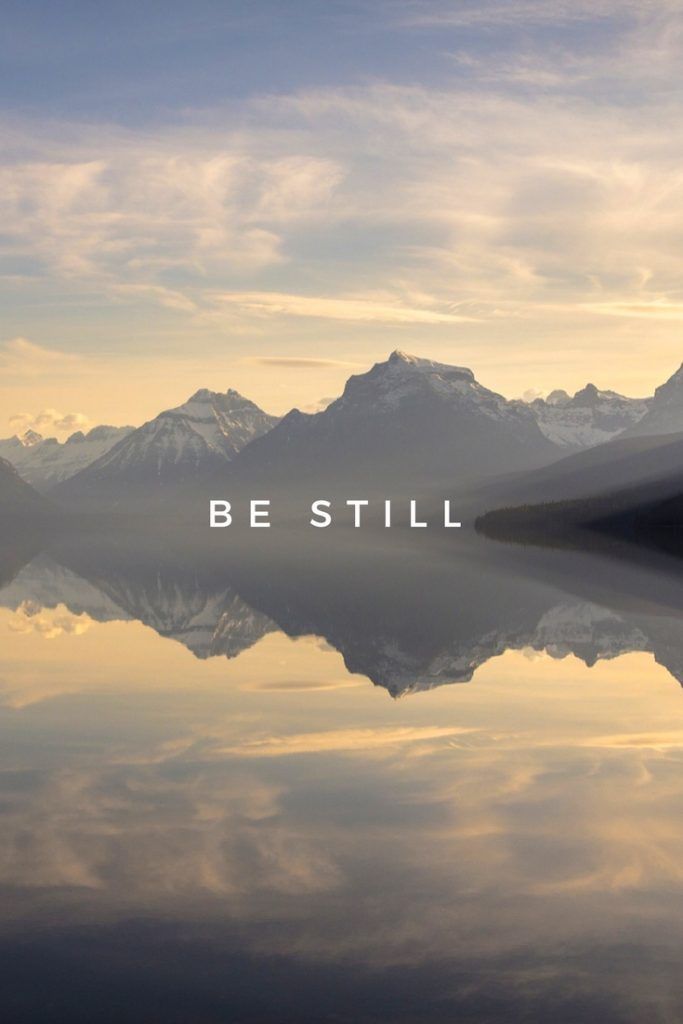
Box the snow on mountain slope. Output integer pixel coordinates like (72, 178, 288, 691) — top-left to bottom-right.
(233, 350, 561, 490)
(0, 426, 134, 492)
(530, 601, 649, 665)
(370, 600, 662, 697)
(0, 555, 130, 623)
(532, 361, 683, 448)
(332, 351, 532, 421)
(528, 384, 649, 449)
(54, 389, 279, 507)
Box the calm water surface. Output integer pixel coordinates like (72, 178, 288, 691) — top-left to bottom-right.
(0, 526, 681, 1023)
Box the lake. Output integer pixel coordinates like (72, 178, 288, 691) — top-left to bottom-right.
(0, 523, 681, 1023)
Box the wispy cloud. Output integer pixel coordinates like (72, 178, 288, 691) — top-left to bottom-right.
(222, 725, 474, 758)
(244, 356, 361, 368)
(0, 337, 78, 376)
(3, 73, 683, 344)
(397, 0, 673, 29)
(582, 300, 683, 320)
(0, 143, 344, 285)
(2, 0, 683, 395)
(213, 291, 477, 324)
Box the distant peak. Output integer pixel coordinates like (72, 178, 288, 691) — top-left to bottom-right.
(546, 389, 570, 406)
(185, 387, 245, 404)
(654, 361, 683, 402)
(84, 424, 133, 441)
(388, 349, 416, 364)
(573, 383, 599, 400)
(664, 362, 683, 385)
(186, 388, 216, 403)
(20, 429, 43, 447)
(384, 350, 475, 380)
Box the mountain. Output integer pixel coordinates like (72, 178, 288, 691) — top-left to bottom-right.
(232, 351, 560, 495)
(0, 425, 134, 492)
(13, 532, 281, 662)
(528, 383, 648, 449)
(45, 354, 683, 516)
(574, 472, 683, 553)
(6, 523, 683, 696)
(621, 362, 683, 437)
(473, 362, 683, 527)
(0, 543, 279, 664)
(54, 389, 279, 511)
(0, 457, 47, 519)
(473, 430, 683, 513)
(0, 553, 131, 623)
(476, 468, 683, 559)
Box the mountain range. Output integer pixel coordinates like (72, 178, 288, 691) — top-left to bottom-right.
(52, 389, 279, 511)
(0, 425, 133, 492)
(0, 350, 682, 522)
(2, 526, 683, 697)
(475, 366, 683, 547)
(229, 351, 562, 497)
(529, 383, 648, 448)
(475, 430, 683, 512)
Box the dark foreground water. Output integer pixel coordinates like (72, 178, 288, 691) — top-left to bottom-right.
(0, 524, 682, 1023)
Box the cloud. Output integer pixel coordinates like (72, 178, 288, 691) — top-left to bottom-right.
(9, 408, 90, 435)
(113, 283, 199, 314)
(0, 337, 78, 377)
(301, 396, 337, 413)
(0, 77, 678, 346)
(582, 300, 683, 320)
(221, 725, 474, 758)
(0, 765, 339, 897)
(579, 730, 683, 751)
(398, 0, 671, 29)
(7, 602, 93, 639)
(243, 677, 361, 692)
(244, 357, 360, 368)
(214, 291, 477, 324)
(0, 146, 344, 287)
(2, 0, 683, 386)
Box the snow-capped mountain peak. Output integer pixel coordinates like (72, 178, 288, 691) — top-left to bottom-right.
(19, 429, 44, 447)
(529, 382, 649, 449)
(333, 352, 517, 422)
(387, 348, 474, 377)
(144, 388, 279, 462)
(532, 360, 683, 446)
(0, 424, 135, 492)
(232, 350, 559, 491)
(55, 388, 280, 507)
(185, 387, 215, 403)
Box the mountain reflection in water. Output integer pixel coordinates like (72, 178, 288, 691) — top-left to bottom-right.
(0, 523, 681, 1023)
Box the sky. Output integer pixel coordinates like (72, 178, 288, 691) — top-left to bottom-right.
(2, 0, 683, 435)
